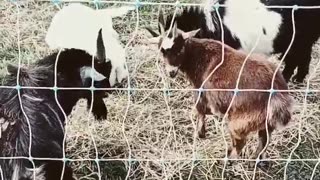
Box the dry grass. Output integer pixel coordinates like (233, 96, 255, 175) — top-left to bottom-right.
(1, 0, 320, 179)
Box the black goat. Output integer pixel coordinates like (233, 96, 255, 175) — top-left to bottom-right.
(147, 0, 320, 83)
(0, 49, 111, 180)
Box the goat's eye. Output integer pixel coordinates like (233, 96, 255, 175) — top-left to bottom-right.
(161, 48, 165, 54)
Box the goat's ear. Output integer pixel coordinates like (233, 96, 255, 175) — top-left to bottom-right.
(6, 63, 19, 75)
(182, 28, 201, 39)
(158, 6, 165, 35)
(172, 22, 178, 38)
(96, 28, 106, 62)
(159, 23, 165, 36)
(146, 26, 159, 37)
(148, 36, 161, 44)
(80, 66, 106, 85)
(146, 26, 161, 44)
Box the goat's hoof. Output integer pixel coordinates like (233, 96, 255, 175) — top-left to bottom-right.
(248, 158, 271, 170)
(247, 160, 271, 171)
(248, 160, 257, 169)
(227, 147, 232, 156)
(292, 75, 305, 84)
(226, 159, 235, 166)
(227, 148, 239, 160)
(93, 112, 107, 120)
(198, 132, 206, 139)
(257, 160, 271, 170)
(92, 105, 108, 120)
(197, 127, 206, 138)
(197, 124, 206, 138)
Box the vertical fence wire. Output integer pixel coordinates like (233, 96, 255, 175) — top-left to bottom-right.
(1, 0, 320, 179)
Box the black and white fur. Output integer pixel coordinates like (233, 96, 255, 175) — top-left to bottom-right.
(0, 49, 111, 180)
(147, 0, 320, 83)
(46, 3, 135, 87)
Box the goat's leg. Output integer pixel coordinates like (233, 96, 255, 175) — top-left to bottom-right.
(282, 38, 315, 83)
(282, 59, 298, 83)
(45, 161, 75, 180)
(255, 127, 274, 160)
(228, 134, 246, 159)
(249, 128, 274, 169)
(196, 112, 206, 138)
(88, 92, 108, 120)
(194, 91, 209, 138)
(292, 45, 313, 83)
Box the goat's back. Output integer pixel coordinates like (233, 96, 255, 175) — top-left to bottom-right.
(0, 65, 66, 179)
(195, 39, 292, 131)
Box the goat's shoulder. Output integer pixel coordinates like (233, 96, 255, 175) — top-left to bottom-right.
(188, 38, 223, 50)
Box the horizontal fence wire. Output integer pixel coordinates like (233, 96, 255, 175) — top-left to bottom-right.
(1, 0, 320, 180)
(36, 0, 320, 9)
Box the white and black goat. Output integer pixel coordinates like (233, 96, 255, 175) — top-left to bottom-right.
(46, 3, 135, 87)
(147, 0, 320, 83)
(0, 49, 111, 180)
(156, 24, 293, 160)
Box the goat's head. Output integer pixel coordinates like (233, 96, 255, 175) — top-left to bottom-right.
(6, 49, 111, 89)
(45, 3, 134, 87)
(153, 21, 200, 78)
(146, 7, 200, 77)
(54, 49, 112, 89)
(146, 6, 202, 45)
(146, 6, 167, 46)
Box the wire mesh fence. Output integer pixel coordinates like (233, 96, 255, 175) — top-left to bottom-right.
(1, 0, 320, 179)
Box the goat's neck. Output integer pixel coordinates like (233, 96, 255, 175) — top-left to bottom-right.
(181, 39, 219, 88)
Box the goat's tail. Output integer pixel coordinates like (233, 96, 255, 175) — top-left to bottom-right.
(99, 6, 135, 18)
(268, 94, 293, 128)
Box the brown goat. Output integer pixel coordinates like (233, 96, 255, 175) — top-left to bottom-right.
(154, 23, 293, 159)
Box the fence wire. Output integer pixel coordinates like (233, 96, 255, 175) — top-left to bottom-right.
(1, 0, 320, 179)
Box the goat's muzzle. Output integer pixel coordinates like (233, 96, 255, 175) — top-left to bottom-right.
(169, 70, 178, 78)
(165, 64, 179, 78)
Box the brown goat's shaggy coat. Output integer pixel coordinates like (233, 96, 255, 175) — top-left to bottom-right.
(157, 26, 293, 159)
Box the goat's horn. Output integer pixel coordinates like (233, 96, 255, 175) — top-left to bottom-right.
(96, 28, 106, 62)
(158, 5, 165, 35)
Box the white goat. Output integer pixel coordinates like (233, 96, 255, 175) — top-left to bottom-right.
(46, 3, 134, 86)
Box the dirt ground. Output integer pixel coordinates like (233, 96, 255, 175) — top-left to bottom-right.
(0, 0, 320, 179)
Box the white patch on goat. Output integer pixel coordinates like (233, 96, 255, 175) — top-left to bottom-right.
(11, 165, 45, 180)
(45, 103, 65, 133)
(165, 63, 179, 76)
(0, 118, 5, 139)
(46, 4, 100, 56)
(12, 165, 19, 180)
(45, 3, 132, 86)
(26, 166, 46, 180)
(204, 1, 216, 33)
(223, 0, 282, 55)
(22, 94, 43, 102)
(80, 66, 106, 84)
(162, 37, 174, 50)
(109, 68, 117, 87)
(101, 30, 129, 86)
